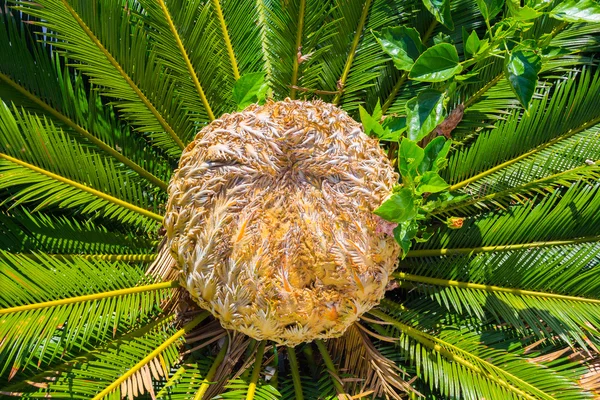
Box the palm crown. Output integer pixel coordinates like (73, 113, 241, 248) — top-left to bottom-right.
(1, 0, 600, 399)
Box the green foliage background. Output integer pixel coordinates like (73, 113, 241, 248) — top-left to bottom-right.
(0, 0, 599, 398)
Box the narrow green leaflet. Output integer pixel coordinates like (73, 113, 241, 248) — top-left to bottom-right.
(406, 90, 445, 141)
(549, 0, 600, 23)
(475, 0, 505, 21)
(504, 48, 542, 109)
(232, 72, 269, 111)
(422, 0, 454, 30)
(373, 188, 417, 223)
(373, 26, 424, 71)
(409, 43, 462, 82)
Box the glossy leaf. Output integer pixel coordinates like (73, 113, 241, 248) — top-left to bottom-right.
(232, 72, 269, 111)
(549, 0, 600, 23)
(393, 220, 418, 255)
(504, 48, 542, 110)
(464, 30, 480, 58)
(373, 188, 417, 223)
(359, 105, 386, 137)
(422, 0, 454, 30)
(475, 0, 505, 21)
(417, 171, 450, 194)
(409, 43, 463, 82)
(399, 138, 425, 182)
(373, 26, 424, 71)
(419, 136, 451, 174)
(406, 90, 445, 141)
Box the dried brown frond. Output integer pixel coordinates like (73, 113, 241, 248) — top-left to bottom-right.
(204, 334, 253, 399)
(146, 238, 178, 282)
(525, 340, 600, 397)
(165, 99, 399, 346)
(327, 323, 415, 399)
(120, 356, 167, 400)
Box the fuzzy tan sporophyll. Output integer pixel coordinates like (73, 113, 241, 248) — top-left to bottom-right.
(165, 99, 400, 346)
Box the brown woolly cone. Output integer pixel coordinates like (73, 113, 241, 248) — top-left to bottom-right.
(164, 99, 400, 346)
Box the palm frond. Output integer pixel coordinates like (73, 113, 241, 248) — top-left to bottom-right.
(422, 183, 600, 251)
(0, 8, 170, 189)
(16, 0, 194, 156)
(0, 252, 174, 380)
(395, 270, 600, 349)
(371, 306, 591, 399)
(0, 104, 163, 230)
(446, 67, 600, 191)
(436, 162, 600, 216)
(91, 312, 208, 399)
(0, 206, 156, 254)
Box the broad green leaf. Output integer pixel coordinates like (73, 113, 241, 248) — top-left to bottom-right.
(399, 138, 425, 182)
(373, 26, 424, 71)
(409, 43, 463, 82)
(359, 105, 385, 137)
(475, 0, 505, 20)
(419, 136, 451, 174)
(464, 30, 480, 58)
(232, 72, 269, 111)
(507, 0, 542, 20)
(549, 0, 600, 23)
(422, 0, 454, 30)
(381, 116, 407, 141)
(406, 90, 445, 141)
(504, 48, 542, 109)
(374, 188, 417, 223)
(393, 220, 419, 255)
(416, 171, 450, 194)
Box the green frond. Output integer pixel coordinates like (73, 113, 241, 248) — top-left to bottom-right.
(217, 379, 280, 400)
(193, 336, 229, 400)
(0, 207, 156, 254)
(0, 252, 174, 380)
(437, 162, 600, 216)
(1, 315, 186, 399)
(394, 271, 600, 348)
(211, 0, 240, 80)
(285, 347, 304, 400)
(16, 0, 194, 157)
(0, 105, 163, 229)
(447, 67, 600, 191)
(139, 0, 216, 122)
(218, 0, 265, 77)
(422, 183, 600, 251)
(371, 307, 591, 400)
(156, 356, 213, 399)
(315, 340, 345, 395)
(91, 312, 208, 399)
(0, 9, 170, 190)
(450, 19, 600, 141)
(260, 0, 333, 98)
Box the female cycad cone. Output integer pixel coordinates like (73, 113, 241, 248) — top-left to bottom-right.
(165, 99, 399, 346)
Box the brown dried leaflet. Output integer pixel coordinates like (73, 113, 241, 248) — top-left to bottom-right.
(165, 99, 399, 346)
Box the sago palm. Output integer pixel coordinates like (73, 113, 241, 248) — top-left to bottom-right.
(1, 0, 600, 398)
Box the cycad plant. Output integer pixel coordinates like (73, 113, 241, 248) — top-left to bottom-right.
(1, 0, 600, 398)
